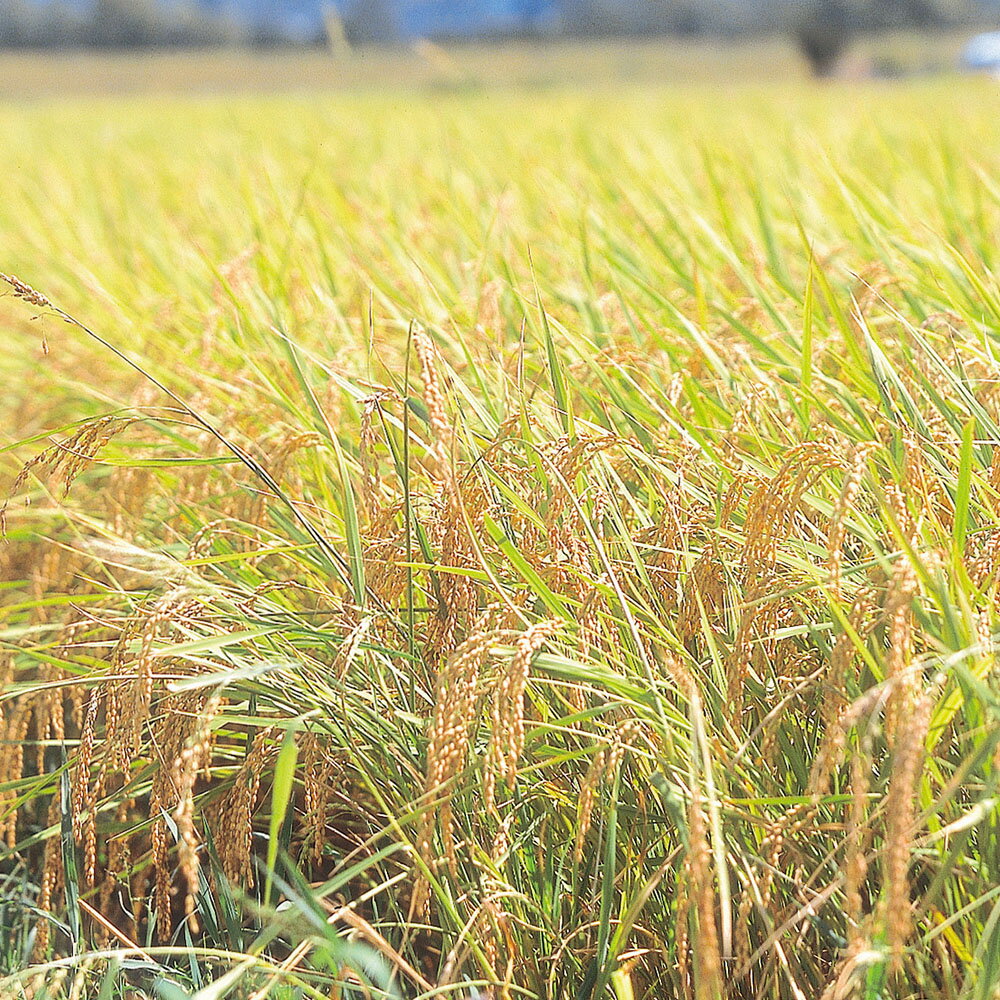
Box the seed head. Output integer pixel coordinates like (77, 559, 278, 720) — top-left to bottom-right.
(1, 271, 52, 309)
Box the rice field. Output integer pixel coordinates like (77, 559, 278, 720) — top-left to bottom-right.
(3, 66, 1000, 999)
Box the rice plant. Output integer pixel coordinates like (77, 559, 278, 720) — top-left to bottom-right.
(2, 81, 1000, 998)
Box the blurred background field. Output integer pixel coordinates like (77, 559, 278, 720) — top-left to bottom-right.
(0, 32, 981, 97)
(0, 39, 812, 96)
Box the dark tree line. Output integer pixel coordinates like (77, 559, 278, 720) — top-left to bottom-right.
(0, 0, 984, 67)
(0, 0, 311, 48)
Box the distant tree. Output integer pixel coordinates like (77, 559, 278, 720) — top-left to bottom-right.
(341, 0, 399, 44)
(87, 0, 163, 46)
(0, 0, 32, 46)
(553, 0, 598, 35)
(160, 2, 247, 46)
(791, 0, 956, 75)
(0, 0, 89, 48)
(793, 0, 853, 75)
(556, 0, 709, 36)
(43, 2, 87, 47)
